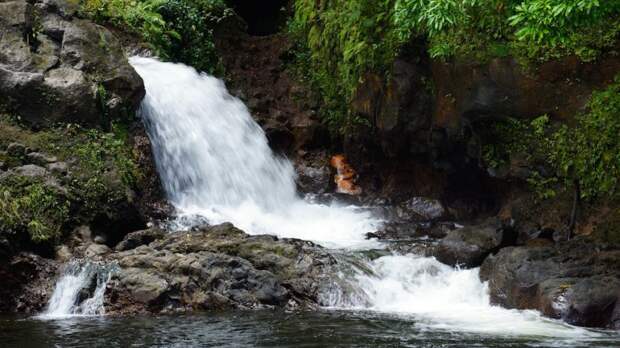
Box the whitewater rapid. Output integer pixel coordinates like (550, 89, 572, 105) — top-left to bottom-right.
(130, 56, 599, 339)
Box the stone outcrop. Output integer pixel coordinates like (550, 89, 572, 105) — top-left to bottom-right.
(480, 237, 620, 329)
(0, 253, 58, 313)
(435, 218, 517, 268)
(104, 223, 336, 314)
(0, 0, 144, 126)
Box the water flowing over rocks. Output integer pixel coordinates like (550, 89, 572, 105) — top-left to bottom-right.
(104, 223, 335, 314)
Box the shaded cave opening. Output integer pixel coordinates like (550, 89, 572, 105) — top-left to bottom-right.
(226, 0, 289, 36)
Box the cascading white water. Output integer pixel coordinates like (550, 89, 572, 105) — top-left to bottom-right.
(132, 56, 379, 249)
(39, 261, 117, 319)
(130, 57, 599, 339)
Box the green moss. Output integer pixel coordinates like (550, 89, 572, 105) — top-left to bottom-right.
(0, 176, 70, 244)
(0, 117, 143, 245)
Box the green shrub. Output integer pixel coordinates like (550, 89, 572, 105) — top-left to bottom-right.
(479, 77, 620, 201)
(80, 0, 232, 74)
(290, 0, 620, 130)
(289, 0, 400, 132)
(0, 177, 70, 243)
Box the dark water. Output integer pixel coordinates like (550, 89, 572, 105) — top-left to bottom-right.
(1, 310, 619, 348)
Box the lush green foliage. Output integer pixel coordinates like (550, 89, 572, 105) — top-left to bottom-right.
(290, 0, 620, 130)
(0, 117, 141, 245)
(80, 0, 232, 73)
(290, 0, 400, 131)
(0, 177, 70, 244)
(480, 78, 620, 200)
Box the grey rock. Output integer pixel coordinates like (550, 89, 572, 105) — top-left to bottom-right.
(54, 245, 72, 262)
(402, 197, 447, 221)
(13, 164, 48, 178)
(46, 161, 68, 174)
(40, 12, 66, 40)
(435, 218, 517, 268)
(0, 28, 31, 70)
(27, 152, 58, 166)
(0, 1, 32, 28)
(7, 142, 26, 157)
(105, 223, 335, 314)
(93, 235, 107, 245)
(84, 243, 111, 258)
(31, 34, 60, 71)
(0, 2, 144, 126)
(115, 228, 166, 251)
(41, 67, 98, 121)
(480, 237, 620, 329)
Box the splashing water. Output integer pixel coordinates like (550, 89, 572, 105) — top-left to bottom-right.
(131, 56, 379, 249)
(130, 57, 607, 340)
(39, 261, 117, 319)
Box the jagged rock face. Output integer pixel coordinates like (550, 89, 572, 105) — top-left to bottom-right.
(0, 0, 144, 126)
(0, 253, 58, 313)
(104, 223, 336, 314)
(432, 56, 620, 129)
(215, 33, 328, 155)
(480, 237, 620, 329)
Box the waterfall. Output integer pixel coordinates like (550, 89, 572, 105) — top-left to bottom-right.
(131, 56, 379, 249)
(39, 261, 117, 319)
(130, 57, 596, 338)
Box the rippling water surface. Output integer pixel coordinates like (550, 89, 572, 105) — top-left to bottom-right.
(2, 311, 619, 348)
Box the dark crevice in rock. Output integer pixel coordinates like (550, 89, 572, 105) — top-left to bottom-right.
(226, 0, 289, 36)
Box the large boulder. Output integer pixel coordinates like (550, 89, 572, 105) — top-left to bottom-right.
(0, 0, 144, 126)
(480, 237, 620, 329)
(104, 223, 336, 314)
(435, 218, 517, 268)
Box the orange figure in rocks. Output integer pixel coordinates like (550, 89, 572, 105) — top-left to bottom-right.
(330, 154, 362, 195)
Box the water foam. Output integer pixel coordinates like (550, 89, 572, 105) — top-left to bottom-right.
(130, 57, 602, 339)
(39, 261, 117, 319)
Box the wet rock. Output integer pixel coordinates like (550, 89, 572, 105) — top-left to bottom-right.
(435, 218, 517, 268)
(115, 227, 166, 251)
(105, 223, 335, 314)
(0, 253, 58, 313)
(480, 237, 620, 329)
(371, 221, 455, 241)
(400, 197, 447, 221)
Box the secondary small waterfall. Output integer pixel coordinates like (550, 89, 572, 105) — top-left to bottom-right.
(130, 57, 596, 338)
(39, 261, 117, 319)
